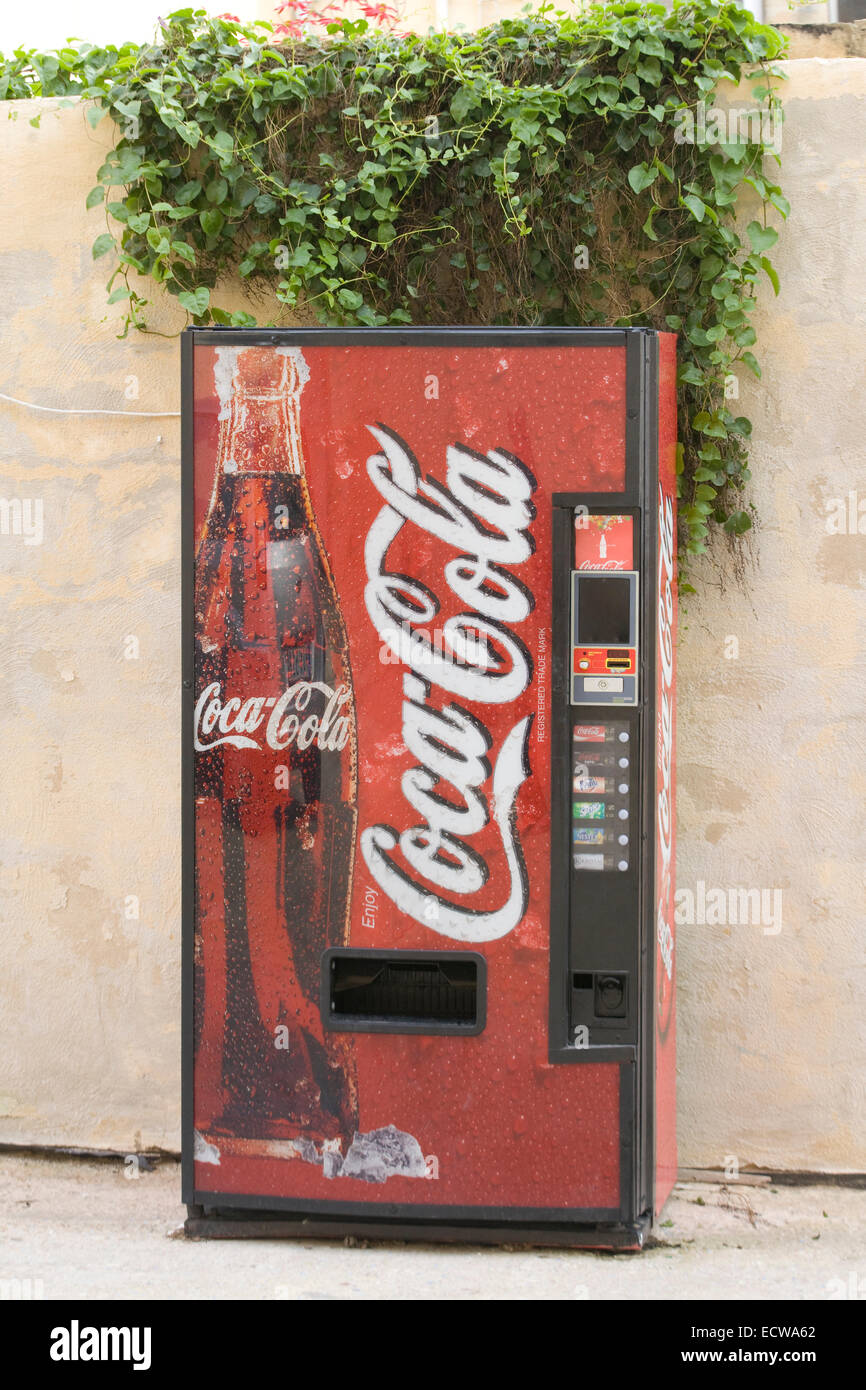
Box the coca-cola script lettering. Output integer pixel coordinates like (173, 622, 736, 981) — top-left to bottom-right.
(656, 483, 675, 985)
(360, 425, 535, 944)
(194, 679, 351, 752)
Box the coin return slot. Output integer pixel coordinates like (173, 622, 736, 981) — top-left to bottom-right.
(326, 953, 482, 1032)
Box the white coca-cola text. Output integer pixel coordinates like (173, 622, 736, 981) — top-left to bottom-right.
(360, 425, 534, 944)
(194, 680, 351, 753)
(656, 484, 675, 983)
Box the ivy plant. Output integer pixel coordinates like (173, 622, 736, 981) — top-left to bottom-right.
(0, 2, 789, 574)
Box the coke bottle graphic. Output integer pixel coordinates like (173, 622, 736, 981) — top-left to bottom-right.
(193, 345, 358, 1149)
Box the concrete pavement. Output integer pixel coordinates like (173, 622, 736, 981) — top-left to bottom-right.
(1, 1154, 863, 1301)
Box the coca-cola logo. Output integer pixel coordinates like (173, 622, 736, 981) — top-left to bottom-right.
(576, 559, 627, 571)
(360, 424, 534, 944)
(656, 484, 675, 1002)
(194, 680, 351, 752)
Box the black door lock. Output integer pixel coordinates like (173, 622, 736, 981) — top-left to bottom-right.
(595, 973, 627, 1019)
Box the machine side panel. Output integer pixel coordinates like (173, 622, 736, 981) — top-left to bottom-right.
(653, 333, 678, 1212)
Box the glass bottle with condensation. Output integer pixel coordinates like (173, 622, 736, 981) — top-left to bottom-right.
(193, 345, 358, 1151)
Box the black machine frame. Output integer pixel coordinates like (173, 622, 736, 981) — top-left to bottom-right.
(182, 326, 663, 1247)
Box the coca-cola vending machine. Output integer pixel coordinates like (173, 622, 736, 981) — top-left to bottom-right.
(182, 327, 676, 1248)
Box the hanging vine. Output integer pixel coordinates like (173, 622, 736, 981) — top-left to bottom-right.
(0, 2, 788, 573)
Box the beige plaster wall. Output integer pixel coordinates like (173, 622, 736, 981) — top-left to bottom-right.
(675, 58, 866, 1172)
(0, 60, 863, 1168)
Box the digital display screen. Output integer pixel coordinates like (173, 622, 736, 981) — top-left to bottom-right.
(577, 576, 632, 645)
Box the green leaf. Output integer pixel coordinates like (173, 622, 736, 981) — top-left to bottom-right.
(627, 163, 658, 194)
(146, 227, 170, 254)
(177, 120, 203, 148)
(724, 510, 752, 535)
(178, 288, 210, 317)
(176, 180, 202, 206)
(85, 186, 105, 210)
(747, 221, 779, 254)
(199, 209, 225, 238)
(206, 177, 228, 204)
(92, 233, 114, 260)
(636, 58, 661, 85)
(741, 351, 761, 378)
(760, 256, 780, 295)
(682, 194, 706, 222)
(677, 364, 704, 386)
(639, 36, 667, 60)
(450, 87, 477, 123)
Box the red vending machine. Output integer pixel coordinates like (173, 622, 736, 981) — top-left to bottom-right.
(182, 327, 677, 1248)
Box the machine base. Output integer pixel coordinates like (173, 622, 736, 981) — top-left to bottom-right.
(184, 1205, 651, 1251)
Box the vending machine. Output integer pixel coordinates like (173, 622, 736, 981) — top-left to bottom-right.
(182, 327, 677, 1248)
